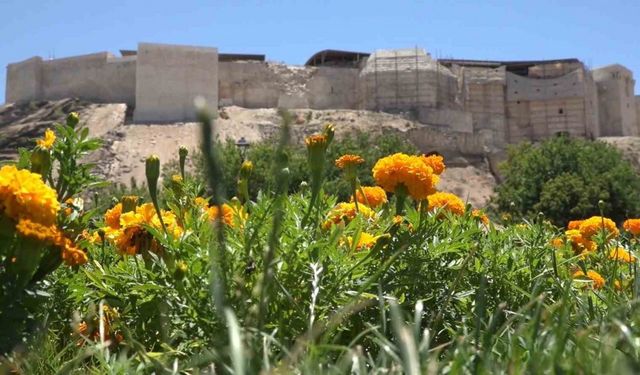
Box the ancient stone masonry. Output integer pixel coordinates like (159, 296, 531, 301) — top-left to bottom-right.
(5, 42, 639, 155)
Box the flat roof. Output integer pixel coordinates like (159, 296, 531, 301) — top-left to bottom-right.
(305, 49, 370, 67)
(438, 58, 581, 68)
(219, 53, 265, 62)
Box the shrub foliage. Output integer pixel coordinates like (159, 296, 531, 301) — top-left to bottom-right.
(493, 135, 640, 225)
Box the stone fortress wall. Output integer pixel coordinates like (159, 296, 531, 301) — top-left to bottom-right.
(5, 42, 640, 156)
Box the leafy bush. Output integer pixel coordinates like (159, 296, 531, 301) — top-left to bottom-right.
(493, 135, 640, 226)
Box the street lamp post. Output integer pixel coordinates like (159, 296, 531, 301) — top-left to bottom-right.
(235, 137, 250, 160)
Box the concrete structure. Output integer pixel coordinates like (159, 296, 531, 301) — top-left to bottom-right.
(134, 43, 218, 122)
(5, 42, 640, 155)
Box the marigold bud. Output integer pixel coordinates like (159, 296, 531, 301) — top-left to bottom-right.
(146, 155, 160, 192)
(179, 146, 188, 178)
(30, 148, 51, 175)
(67, 112, 80, 128)
(121, 195, 139, 213)
(174, 261, 188, 280)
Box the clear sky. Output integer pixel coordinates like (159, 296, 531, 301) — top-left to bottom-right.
(1, 0, 639, 103)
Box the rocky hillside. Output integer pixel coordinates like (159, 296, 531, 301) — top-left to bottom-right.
(1, 99, 499, 206)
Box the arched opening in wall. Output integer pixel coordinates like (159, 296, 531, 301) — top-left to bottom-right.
(558, 108, 564, 114)
(425, 150, 442, 157)
(555, 131, 570, 137)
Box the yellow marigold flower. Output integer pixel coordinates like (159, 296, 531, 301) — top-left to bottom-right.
(392, 215, 404, 225)
(567, 220, 583, 230)
(36, 129, 56, 150)
(305, 134, 328, 148)
(572, 270, 605, 290)
(0, 165, 59, 225)
(420, 154, 446, 175)
(471, 209, 489, 225)
(615, 279, 624, 291)
(104, 203, 122, 229)
(550, 237, 565, 249)
(623, 219, 640, 236)
(353, 186, 387, 208)
(113, 203, 183, 255)
(427, 192, 465, 216)
(322, 202, 375, 230)
(609, 247, 636, 263)
(565, 229, 597, 255)
(194, 197, 209, 209)
(372, 153, 439, 200)
(335, 154, 364, 169)
(346, 232, 379, 250)
(578, 216, 619, 240)
(207, 204, 235, 226)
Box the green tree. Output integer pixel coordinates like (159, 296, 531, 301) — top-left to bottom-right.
(493, 135, 640, 226)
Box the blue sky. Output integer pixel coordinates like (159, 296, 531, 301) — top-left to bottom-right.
(1, 0, 639, 103)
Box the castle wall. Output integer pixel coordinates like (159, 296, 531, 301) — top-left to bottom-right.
(134, 43, 218, 122)
(218, 61, 359, 109)
(5, 53, 136, 105)
(41, 53, 136, 105)
(636, 96, 640, 133)
(505, 69, 593, 142)
(593, 65, 638, 136)
(5, 57, 43, 103)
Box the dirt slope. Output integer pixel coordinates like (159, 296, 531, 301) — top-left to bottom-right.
(1, 100, 496, 207)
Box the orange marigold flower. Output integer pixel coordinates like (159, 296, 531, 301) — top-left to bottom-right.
(36, 129, 56, 150)
(60, 238, 88, 266)
(420, 154, 446, 175)
(335, 154, 364, 169)
(305, 134, 328, 148)
(567, 220, 584, 230)
(15, 218, 62, 244)
(572, 270, 605, 289)
(565, 229, 597, 255)
(322, 202, 375, 230)
(207, 204, 235, 226)
(471, 209, 490, 225)
(372, 153, 439, 201)
(0, 165, 60, 225)
(427, 192, 465, 216)
(353, 186, 387, 208)
(345, 232, 379, 250)
(623, 219, 640, 236)
(104, 203, 122, 230)
(578, 216, 619, 240)
(16, 218, 87, 266)
(609, 247, 636, 263)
